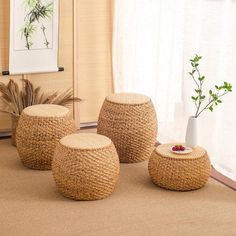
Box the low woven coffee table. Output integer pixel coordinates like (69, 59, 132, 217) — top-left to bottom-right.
(52, 133, 120, 200)
(148, 143, 211, 191)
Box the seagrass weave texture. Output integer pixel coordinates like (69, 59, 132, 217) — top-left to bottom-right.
(97, 93, 157, 163)
(148, 143, 211, 191)
(52, 133, 120, 201)
(16, 105, 76, 170)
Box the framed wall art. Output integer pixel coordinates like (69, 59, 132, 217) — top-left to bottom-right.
(9, 0, 59, 74)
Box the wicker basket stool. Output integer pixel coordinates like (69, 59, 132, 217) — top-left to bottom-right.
(52, 133, 120, 200)
(97, 93, 157, 163)
(16, 104, 75, 170)
(148, 143, 211, 191)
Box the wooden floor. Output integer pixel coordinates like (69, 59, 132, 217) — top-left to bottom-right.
(1, 138, 236, 236)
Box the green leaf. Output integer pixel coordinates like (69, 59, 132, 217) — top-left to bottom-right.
(209, 105, 213, 112)
(194, 54, 199, 60)
(209, 90, 212, 95)
(199, 76, 205, 81)
(227, 83, 233, 91)
(212, 94, 217, 101)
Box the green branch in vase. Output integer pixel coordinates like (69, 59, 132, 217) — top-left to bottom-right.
(189, 55, 232, 118)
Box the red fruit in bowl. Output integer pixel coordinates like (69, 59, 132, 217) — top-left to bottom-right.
(172, 145, 186, 152)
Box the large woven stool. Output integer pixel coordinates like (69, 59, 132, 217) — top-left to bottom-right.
(16, 104, 75, 170)
(97, 93, 157, 163)
(52, 133, 120, 200)
(148, 143, 211, 191)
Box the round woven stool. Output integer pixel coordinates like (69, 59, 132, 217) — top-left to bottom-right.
(97, 93, 157, 163)
(52, 133, 120, 200)
(148, 143, 211, 191)
(16, 104, 75, 170)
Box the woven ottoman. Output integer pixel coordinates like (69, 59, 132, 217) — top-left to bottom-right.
(16, 104, 75, 170)
(148, 143, 211, 191)
(52, 133, 120, 200)
(97, 93, 157, 163)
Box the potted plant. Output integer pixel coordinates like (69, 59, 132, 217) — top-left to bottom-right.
(0, 79, 81, 146)
(186, 55, 232, 147)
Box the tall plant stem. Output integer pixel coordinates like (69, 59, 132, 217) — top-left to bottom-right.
(193, 66, 203, 118)
(190, 74, 199, 89)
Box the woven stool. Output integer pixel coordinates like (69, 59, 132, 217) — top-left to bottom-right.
(97, 93, 157, 163)
(52, 133, 120, 200)
(16, 104, 75, 170)
(148, 143, 211, 191)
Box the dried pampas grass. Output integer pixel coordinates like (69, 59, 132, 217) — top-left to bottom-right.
(0, 79, 82, 116)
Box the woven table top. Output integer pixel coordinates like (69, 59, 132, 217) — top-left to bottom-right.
(23, 104, 69, 118)
(155, 143, 206, 160)
(106, 93, 150, 105)
(60, 133, 112, 150)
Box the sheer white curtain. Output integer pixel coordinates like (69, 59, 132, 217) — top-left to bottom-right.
(113, 0, 236, 180)
(112, 0, 185, 123)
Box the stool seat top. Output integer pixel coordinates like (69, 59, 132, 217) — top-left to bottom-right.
(23, 104, 69, 118)
(106, 93, 150, 105)
(155, 143, 206, 160)
(60, 133, 112, 150)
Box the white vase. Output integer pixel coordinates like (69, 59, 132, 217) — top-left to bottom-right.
(185, 116, 198, 148)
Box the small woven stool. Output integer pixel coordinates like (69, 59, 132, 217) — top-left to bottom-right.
(16, 104, 75, 170)
(97, 93, 157, 163)
(52, 133, 120, 200)
(148, 143, 211, 191)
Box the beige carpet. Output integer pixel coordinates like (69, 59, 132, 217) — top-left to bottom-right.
(0, 138, 236, 236)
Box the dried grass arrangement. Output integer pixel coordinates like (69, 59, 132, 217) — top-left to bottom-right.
(0, 79, 82, 145)
(0, 79, 81, 116)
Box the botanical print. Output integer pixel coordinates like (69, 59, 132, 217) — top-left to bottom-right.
(14, 0, 54, 50)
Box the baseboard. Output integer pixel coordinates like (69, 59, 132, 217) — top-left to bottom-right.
(211, 167, 236, 190)
(0, 132, 11, 138)
(80, 122, 97, 129)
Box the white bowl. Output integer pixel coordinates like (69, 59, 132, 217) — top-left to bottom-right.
(169, 146, 193, 155)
